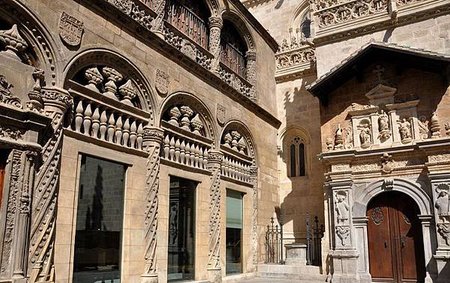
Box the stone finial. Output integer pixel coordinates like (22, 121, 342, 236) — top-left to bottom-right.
(431, 112, 441, 139)
(119, 79, 137, 106)
(102, 67, 123, 100)
(168, 106, 181, 126)
(0, 24, 28, 61)
(179, 106, 194, 131)
(84, 67, 103, 92)
(190, 114, 203, 136)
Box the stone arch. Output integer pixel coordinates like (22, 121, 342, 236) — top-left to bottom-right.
(205, 0, 221, 16)
(221, 10, 255, 51)
(159, 91, 217, 144)
(0, 0, 61, 86)
(220, 120, 257, 165)
(63, 48, 156, 123)
(353, 178, 432, 217)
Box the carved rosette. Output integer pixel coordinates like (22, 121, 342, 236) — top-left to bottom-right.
(249, 165, 258, 266)
(207, 150, 223, 272)
(208, 16, 223, 73)
(29, 88, 72, 283)
(142, 127, 164, 279)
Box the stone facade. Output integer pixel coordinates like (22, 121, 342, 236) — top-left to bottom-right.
(244, 0, 450, 282)
(0, 0, 280, 283)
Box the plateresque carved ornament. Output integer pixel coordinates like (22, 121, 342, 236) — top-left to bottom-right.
(59, 12, 84, 47)
(155, 69, 169, 96)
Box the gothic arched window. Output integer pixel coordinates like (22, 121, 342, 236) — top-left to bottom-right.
(220, 20, 247, 78)
(300, 13, 311, 39)
(288, 137, 306, 177)
(166, 0, 211, 49)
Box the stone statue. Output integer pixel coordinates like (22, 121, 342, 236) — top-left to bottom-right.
(344, 126, 353, 149)
(418, 116, 430, 140)
(378, 110, 390, 141)
(334, 124, 344, 149)
(398, 118, 412, 143)
(359, 123, 371, 148)
(335, 191, 349, 224)
(436, 187, 450, 222)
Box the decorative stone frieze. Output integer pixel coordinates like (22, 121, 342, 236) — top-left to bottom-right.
(141, 126, 164, 282)
(108, 0, 154, 29)
(218, 65, 253, 99)
(0, 74, 22, 109)
(150, 0, 165, 37)
(275, 46, 316, 75)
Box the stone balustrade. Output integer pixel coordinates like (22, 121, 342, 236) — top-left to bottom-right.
(218, 64, 253, 100)
(161, 124, 212, 170)
(67, 81, 149, 151)
(221, 149, 253, 184)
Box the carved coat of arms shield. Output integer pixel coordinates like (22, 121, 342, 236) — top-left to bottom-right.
(59, 12, 83, 47)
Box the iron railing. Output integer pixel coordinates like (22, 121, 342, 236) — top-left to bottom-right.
(265, 217, 284, 264)
(306, 214, 324, 266)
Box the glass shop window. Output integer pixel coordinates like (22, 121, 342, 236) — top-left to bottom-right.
(226, 190, 243, 275)
(168, 176, 197, 282)
(73, 155, 126, 283)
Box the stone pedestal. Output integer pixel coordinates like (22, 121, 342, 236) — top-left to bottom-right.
(285, 243, 307, 265)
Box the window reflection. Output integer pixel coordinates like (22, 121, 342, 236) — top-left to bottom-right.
(73, 155, 126, 283)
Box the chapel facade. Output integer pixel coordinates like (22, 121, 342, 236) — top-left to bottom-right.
(244, 0, 450, 282)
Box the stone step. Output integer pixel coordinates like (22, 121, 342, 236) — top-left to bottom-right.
(257, 264, 326, 281)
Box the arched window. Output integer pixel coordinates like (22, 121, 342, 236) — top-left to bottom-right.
(288, 137, 306, 177)
(166, 0, 211, 49)
(300, 13, 311, 39)
(220, 20, 247, 78)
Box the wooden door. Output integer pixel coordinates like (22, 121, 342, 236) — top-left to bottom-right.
(367, 192, 425, 283)
(0, 151, 7, 208)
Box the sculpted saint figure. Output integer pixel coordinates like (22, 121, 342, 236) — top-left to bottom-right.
(359, 123, 371, 147)
(398, 118, 412, 142)
(335, 192, 349, 224)
(436, 189, 450, 221)
(378, 110, 390, 140)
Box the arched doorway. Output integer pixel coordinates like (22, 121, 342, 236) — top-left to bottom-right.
(367, 191, 426, 283)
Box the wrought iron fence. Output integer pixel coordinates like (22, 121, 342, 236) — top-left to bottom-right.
(264, 217, 284, 264)
(306, 214, 325, 266)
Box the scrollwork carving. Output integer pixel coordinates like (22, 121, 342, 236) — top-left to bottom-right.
(207, 150, 222, 270)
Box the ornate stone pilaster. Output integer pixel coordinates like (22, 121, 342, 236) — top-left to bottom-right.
(327, 173, 359, 283)
(246, 50, 257, 102)
(151, 0, 166, 38)
(208, 16, 223, 74)
(250, 165, 258, 268)
(29, 87, 73, 283)
(206, 150, 223, 283)
(141, 126, 164, 283)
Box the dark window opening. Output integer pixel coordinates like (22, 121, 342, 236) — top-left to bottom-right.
(168, 177, 197, 281)
(73, 155, 126, 283)
(288, 137, 306, 177)
(220, 20, 247, 78)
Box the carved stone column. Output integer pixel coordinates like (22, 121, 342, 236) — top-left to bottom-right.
(208, 16, 223, 74)
(250, 166, 258, 269)
(327, 172, 359, 283)
(29, 87, 73, 283)
(207, 150, 223, 283)
(141, 126, 164, 283)
(151, 0, 166, 38)
(418, 215, 434, 283)
(427, 154, 450, 283)
(246, 50, 257, 102)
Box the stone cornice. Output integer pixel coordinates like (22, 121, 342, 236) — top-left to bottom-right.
(313, 0, 450, 46)
(80, 0, 281, 129)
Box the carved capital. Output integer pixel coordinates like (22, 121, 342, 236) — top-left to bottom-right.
(41, 87, 73, 114)
(207, 150, 223, 164)
(250, 165, 258, 177)
(142, 126, 164, 144)
(209, 16, 223, 29)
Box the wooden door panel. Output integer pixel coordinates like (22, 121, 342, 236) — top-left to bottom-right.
(368, 203, 395, 280)
(367, 192, 425, 283)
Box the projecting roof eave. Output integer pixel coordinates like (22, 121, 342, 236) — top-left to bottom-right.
(307, 42, 450, 101)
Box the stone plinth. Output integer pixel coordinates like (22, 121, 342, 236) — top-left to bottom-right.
(285, 243, 307, 265)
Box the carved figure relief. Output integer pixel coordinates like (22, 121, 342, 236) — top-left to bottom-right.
(358, 120, 372, 148)
(445, 122, 450, 136)
(334, 191, 349, 224)
(378, 110, 391, 141)
(334, 124, 344, 149)
(336, 226, 351, 246)
(435, 184, 450, 221)
(344, 126, 353, 149)
(0, 75, 22, 108)
(381, 153, 393, 174)
(59, 12, 84, 47)
(398, 118, 412, 143)
(418, 116, 430, 139)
